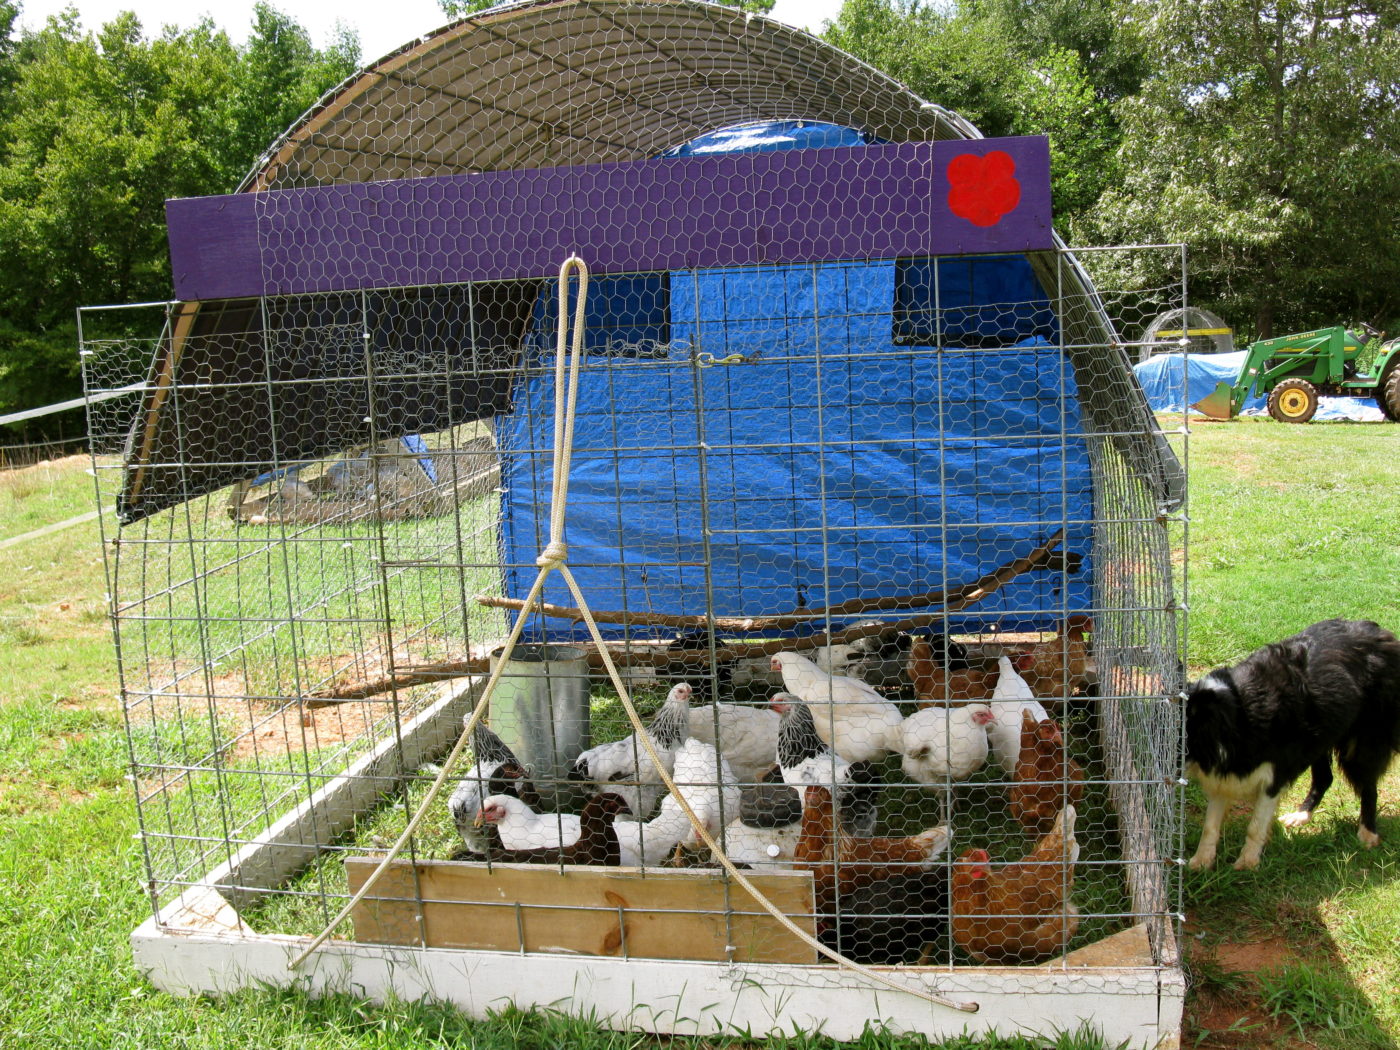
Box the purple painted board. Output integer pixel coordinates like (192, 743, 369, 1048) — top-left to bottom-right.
(167, 137, 1052, 302)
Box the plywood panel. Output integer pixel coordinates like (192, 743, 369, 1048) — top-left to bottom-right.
(345, 858, 817, 964)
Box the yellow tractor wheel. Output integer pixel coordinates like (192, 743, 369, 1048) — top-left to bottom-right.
(1267, 378, 1319, 424)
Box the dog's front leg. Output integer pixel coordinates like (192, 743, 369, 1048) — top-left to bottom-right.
(1189, 793, 1228, 870)
(1233, 790, 1280, 870)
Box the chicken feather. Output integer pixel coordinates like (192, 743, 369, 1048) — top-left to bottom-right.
(898, 703, 995, 784)
(569, 681, 692, 817)
(1009, 709, 1085, 832)
(476, 794, 581, 850)
(951, 803, 1080, 963)
(448, 723, 542, 853)
(770, 651, 905, 762)
(987, 657, 1050, 773)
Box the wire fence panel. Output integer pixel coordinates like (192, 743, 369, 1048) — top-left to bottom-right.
(78, 3, 1187, 1033)
(84, 242, 1186, 974)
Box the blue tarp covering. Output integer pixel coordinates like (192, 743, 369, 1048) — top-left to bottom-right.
(495, 122, 1095, 640)
(1134, 351, 1384, 421)
(498, 261, 1094, 638)
(660, 120, 878, 155)
(1133, 351, 1263, 414)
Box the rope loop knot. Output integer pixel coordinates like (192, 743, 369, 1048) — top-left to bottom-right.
(536, 541, 569, 568)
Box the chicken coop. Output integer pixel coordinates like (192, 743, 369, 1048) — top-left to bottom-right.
(82, 2, 1188, 1046)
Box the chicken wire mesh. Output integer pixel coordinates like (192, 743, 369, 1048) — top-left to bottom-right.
(82, 245, 1186, 974)
(77, 0, 1187, 1014)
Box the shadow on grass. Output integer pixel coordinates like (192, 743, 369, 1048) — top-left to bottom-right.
(1180, 787, 1400, 1050)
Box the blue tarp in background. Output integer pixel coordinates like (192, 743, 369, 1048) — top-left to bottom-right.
(1134, 351, 1384, 421)
(496, 121, 1095, 641)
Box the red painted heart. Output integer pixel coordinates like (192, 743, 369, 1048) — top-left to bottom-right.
(946, 150, 1021, 227)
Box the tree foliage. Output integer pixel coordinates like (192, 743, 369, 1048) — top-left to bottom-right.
(960, 0, 1147, 104)
(825, 0, 1120, 220)
(0, 6, 358, 420)
(1078, 0, 1400, 337)
(3, 0, 1399, 425)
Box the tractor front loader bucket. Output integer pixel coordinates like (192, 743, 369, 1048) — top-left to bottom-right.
(1192, 382, 1236, 420)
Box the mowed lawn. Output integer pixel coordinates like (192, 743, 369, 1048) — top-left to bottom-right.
(0, 420, 1398, 1050)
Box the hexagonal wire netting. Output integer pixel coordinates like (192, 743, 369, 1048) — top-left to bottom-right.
(78, 0, 1187, 1012)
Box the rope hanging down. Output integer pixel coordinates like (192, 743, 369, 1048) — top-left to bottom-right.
(289, 255, 977, 1014)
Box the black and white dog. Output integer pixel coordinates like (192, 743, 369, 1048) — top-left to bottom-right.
(1185, 618, 1400, 870)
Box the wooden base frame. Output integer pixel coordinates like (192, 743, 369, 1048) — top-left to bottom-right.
(129, 677, 1184, 1049)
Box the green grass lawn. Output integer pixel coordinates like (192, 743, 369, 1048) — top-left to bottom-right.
(1, 420, 1398, 1049)
(1173, 416, 1400, 1050)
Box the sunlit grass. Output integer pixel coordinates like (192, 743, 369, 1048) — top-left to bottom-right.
(3, 418, 1400, 1046)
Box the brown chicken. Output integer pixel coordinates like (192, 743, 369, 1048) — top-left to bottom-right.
(1013, 615, 1095, 699)
(795, 785, 950, 913)
(951, 804, 1080, 963)
(1009, 710, 1086, 833)
(908, 638, 999, 708)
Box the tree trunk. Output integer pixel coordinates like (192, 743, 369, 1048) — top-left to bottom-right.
(1255, 300, 1275, 341)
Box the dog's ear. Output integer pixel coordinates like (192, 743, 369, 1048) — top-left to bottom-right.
(1184, 671, 1236, 763)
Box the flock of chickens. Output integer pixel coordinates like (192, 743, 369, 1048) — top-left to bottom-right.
(446, 619, 1094, 966)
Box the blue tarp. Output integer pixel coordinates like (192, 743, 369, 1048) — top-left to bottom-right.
(495, 122, 1095, 640)
(1134, 351, 1384, 421)
(660, 119, 879, 155)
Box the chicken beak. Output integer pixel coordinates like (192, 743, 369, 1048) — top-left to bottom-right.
(472, 811, 486, 828)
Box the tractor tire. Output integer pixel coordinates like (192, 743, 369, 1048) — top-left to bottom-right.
(1380, 365, 1400, 422)
(1267, 378, 1319, 424)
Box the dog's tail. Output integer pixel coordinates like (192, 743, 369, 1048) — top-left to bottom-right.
(1372, 626, 1400, 755)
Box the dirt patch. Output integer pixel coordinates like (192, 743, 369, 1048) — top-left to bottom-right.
(1188, 988, 1306, 1049)
(129, 651, 446, 766)
(0, 773, 95, 816)
(229, 697, 397, 762)
(1213, 935, 1295, 973)
(1183, 933, 1308, 1049)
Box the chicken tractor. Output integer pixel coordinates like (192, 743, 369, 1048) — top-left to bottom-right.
(1194, 325, 1400, 423)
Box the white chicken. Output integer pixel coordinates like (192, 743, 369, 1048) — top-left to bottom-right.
(772, 694, 881, 836)
(476, 794, 581, 850)
(569, 681, 692, 818)
(447, 723, 539, 854)
(686, 702, 781, 784)
(669, 735, 743, 848)
(769, 650, 906, 762)
(717, 814, 805, 871)
(613, 735, 743, 865)
(898, 703, 996, 784)
(987, 656, 1050, 772)
(612, 800, 690, 866)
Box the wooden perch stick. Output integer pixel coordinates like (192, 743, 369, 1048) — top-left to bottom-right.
(731, 530, 1070, 655)
(306, 646, 733, 704)
(306, 530, 1068, 702)
(473, 529, 1066, 629)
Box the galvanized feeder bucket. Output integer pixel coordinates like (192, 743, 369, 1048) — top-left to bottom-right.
(488, 642, 590, 808)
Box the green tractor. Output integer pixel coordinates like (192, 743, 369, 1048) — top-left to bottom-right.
(1194, 325, 1400, 423)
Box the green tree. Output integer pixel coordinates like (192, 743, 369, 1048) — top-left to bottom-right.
(0, 14, 236, 411)
(1079, 0, 1400, 337)
(960, 0, 1147, 105)
(0, 8, 360, 418)
(437, 0, 505, 14)
(224, 4, 360, 187)
(0, 2, 20, 125)
(825, 0, 1118, 223)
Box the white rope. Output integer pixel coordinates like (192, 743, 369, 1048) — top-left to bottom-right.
(288, 255, 977, 1013)
(288, 256, 589, 970)
(553, 561, 978, 1013)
